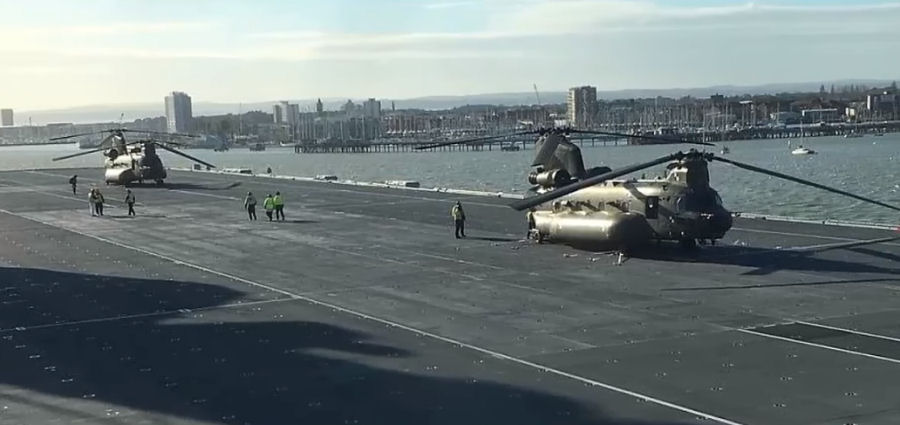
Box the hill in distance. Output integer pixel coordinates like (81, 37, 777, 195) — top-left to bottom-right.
(17, 79, 896, 125)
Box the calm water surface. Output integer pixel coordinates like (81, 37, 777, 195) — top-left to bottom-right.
(2, 135, 898, 223)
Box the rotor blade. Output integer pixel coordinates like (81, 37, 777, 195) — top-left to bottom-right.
(415, 131, 536, 150)
(510, 152, 684, 211)
(711, 155, 900, 213)
(52, 146, 107, 161)
(49, 131, 107, 141)
(568, 129, 714, 147)
(153, 142, 217, 168)
(121, 129, 199, 138)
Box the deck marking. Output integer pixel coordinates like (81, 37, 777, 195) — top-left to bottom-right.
(0, 298, 293, 333)
(795, 321, 900, 344)
(738, 329, 900, 365)
(0, 207, 743, 425)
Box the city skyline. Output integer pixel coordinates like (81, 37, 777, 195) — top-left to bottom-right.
(2, 0, 900, 110)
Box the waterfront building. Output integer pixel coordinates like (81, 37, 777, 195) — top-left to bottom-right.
(363, 98, 382, 119)
(165, 92, 193, 133)
(272, 104, 283, 124)
(567, 86, 597, 127)
(1, 109, 12, 126)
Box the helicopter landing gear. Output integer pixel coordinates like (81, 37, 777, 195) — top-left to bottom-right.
(155, 179, 164, 186)
(679, 238, 698, 250)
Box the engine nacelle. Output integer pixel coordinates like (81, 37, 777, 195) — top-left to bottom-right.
(529, 210, 653, 247)
(105, 168, 136, 185)
(527, 169, 571, 188)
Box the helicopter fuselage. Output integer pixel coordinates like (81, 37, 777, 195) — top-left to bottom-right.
(103, 149, 166, 185)
(526, 163, 733, 248)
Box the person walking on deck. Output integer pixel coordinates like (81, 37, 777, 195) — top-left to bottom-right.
(262, 193, 275, 221)
(69, 175, 77, 195)
(125, 189, 136, 216)
(244, 192, 257, 221)
(451, 201, 466, 239)
(273, 191, 285, 221)
(88, 188, 97, 216)
(93, 188, 105, 216)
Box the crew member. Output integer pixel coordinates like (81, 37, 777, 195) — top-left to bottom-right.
(94, 188, 105, 216)
(69, 175, 78, 195)
(88, 188, 97, 216)
(125, 189, 136, 216)
(273, 191, 285, 221)
(451, 201, 466, 239)
(263, 193, 275, 221)
(244, 192, 257, 221)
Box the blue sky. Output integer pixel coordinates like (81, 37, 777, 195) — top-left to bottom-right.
(1, 0, 899, 110)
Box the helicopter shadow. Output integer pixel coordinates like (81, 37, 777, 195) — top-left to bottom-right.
(466, 236, 523, 243)
(265, 219, 318, 224)
(633, 240, 900, 277)
(0, 266, 688, 425)
(126, 182, 242, 191)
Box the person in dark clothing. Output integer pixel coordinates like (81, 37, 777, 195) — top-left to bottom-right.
(244, 192, 257, 221)
(125, 189, 136, 216)
(69, 175, 77, 195)
(94, 189, 105, 216)
(451, 201, 466, 239)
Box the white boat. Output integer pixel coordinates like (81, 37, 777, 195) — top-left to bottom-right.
(791, 146, 816, 155)
(844, 132, 864, 139)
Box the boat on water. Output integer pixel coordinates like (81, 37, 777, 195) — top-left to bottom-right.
(791, 145, 816, 155)
(844, 132, 864, 139)
(249, 143, 266, 151)
(720, 146, 730, 154)
(500, 144, 520, 152)
(873, 132, 884, 137)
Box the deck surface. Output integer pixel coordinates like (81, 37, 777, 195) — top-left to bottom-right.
(1, 168, 899, 425)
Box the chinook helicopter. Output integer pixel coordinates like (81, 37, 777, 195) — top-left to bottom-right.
(418, 128, 900, 249)
(50, 129, 217, 185)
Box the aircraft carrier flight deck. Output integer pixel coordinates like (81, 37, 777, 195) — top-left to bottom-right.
(1, 167, 898, 425)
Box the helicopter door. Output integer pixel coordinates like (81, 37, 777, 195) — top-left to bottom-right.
(645, 196, 659, 219)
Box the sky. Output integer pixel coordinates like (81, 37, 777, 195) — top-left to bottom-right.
(1, 0, 899, 110)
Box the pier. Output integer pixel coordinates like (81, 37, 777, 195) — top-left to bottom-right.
(292, 121, 900, 154)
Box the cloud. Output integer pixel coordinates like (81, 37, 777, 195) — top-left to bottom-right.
(423, 1, 477, 9)
(492, 0, 900, 34)
(3, 21, 215, 38)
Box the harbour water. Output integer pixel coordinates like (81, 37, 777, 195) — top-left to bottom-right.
(1, 134, 898, 223)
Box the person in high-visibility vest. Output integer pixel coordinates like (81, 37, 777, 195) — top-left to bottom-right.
(273, 191, 285, 221)
(451, 201, 466, 239)
(262, 194, 276, 221)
